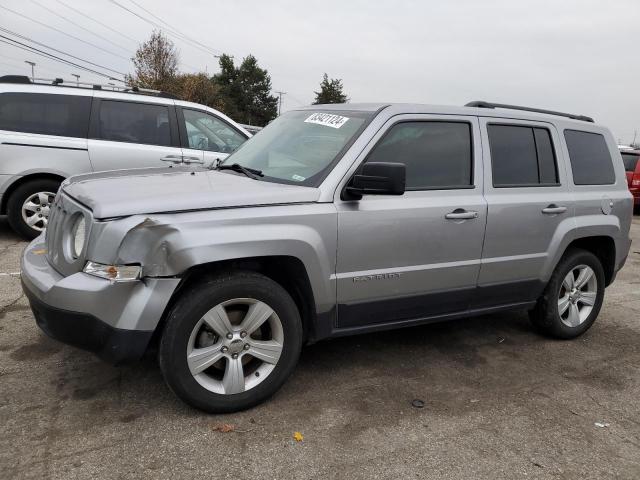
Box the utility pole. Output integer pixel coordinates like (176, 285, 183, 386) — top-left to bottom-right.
(633, 130, 638, 147)
(275, 91, 286, 116)
(24, 61, 35, 81)
(71, 74, 80, 86)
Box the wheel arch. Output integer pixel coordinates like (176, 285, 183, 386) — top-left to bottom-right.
(562, 236, 616, 286)
(151, 255, 320, 349)
(1, 173, 66, 214)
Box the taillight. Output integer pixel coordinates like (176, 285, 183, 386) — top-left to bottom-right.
(633, 174, 640, 187)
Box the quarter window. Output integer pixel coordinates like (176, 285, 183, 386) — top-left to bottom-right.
(622, 153, 639, 173)
(488, 124, 559, 187)
(182, 109, 247, 153)
(0, 92, 91, 138)
(564, 130, 615, 185)
(96, 100, 171, 146)
(365, 121, 473, 190)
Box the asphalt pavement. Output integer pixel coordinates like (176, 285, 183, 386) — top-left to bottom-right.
(1, 216, 639, 479)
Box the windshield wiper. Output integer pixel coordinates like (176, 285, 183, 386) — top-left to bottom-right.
(216, 163, 264, 179)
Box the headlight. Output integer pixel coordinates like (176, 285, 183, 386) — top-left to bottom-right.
(71, 216, 86, 258)
(83, 261, 142, 282)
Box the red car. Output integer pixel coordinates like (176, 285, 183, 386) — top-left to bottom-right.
(621, 149, 640, 213)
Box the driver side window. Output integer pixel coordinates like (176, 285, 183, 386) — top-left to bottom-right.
(182, 109, 247, 153)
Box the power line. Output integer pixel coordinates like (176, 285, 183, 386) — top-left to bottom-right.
(0, 26, 127, 76)
(0, 4, 130, 61)
(0, 36, 125, 82)
(30, 0, 131, 53)
(107, 0, 223, 57)
(126, 0, 222, 55)
(54, 0, 140, 45)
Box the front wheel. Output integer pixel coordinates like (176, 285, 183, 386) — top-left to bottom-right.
(159, 272, 303, 413)
(529, 249, 605, 339)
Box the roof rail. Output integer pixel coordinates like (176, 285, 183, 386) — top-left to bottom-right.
(0, 75, 178, 100)
(465, 101, 594, 123)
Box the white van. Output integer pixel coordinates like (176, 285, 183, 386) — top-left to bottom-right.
(0, 75, 251, 238)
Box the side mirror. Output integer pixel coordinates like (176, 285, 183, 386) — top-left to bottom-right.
(345, 162, 406, 199)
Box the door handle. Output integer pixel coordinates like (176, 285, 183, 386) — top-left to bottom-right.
(182, 156, 204, 164)
(160, 155, 183, 164)
(445, 209, 479, 220)
(542, 204, 567, 215)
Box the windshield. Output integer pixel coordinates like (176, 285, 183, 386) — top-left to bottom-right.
(220, 110, 372, 186)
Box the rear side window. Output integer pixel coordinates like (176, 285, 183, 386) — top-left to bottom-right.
(621, 153, 639, 172)
(488, 124, 559, 187)
(96, 100, 171, 146)
(0, 92, 91, 138)
(564, 130, 615, 185)
(365, 121, 472, 190)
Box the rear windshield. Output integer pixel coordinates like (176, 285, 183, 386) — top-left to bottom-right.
(621, 152, 639, 172)
(220, 110, 372, 186)
(0, 92, 91, 138)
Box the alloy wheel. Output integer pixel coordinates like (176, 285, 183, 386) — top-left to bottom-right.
(557, 264, 598, 327)
(186, 298, 284, 395)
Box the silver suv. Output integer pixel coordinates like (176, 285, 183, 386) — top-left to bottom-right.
(21, 102, 633, 413)
(0, 75, 250, 239)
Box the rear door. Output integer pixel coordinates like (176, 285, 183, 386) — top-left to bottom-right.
(176, 107, 249, 166)
(475, 118, 573, 308)
(88, 97, 182, 171)
(0, 90, 93, 178)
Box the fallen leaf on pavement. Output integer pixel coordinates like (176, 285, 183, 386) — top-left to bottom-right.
(293, 431, 304, 442)
(212, 423, 236, 433)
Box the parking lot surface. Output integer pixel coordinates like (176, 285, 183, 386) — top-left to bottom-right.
(1, 216, 639, 479)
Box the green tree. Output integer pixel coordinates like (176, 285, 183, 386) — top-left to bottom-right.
(127, 30, 178, 91)
(313, 73, 348, 104)
(213, 54, 277, 126)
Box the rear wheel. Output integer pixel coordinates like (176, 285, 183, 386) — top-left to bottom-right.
(6, 178, 60, 239)
(159, 272, 303, 413)
(529, 249, 605, 339)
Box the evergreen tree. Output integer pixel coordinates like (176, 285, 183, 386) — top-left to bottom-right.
(214, 54, 278, 126)
(313, 73, 348, 104)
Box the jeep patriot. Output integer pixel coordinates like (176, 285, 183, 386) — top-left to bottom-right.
(21, 102, 633, 412)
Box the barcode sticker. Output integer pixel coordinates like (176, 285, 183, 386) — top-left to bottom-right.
(304, 113, 350, 129)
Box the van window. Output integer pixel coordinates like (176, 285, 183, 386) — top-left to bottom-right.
(0, 92, 91, 138)
(96, 100, 171, 146)
(621, 152, 639, 173)
(366, 121, 473, 190)
(488, 124, 559, 187)
(182, 109, 247, 153)
(564, 130, 615, 185)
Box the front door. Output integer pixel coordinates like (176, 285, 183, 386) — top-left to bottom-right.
(335, 115, 487, 329)
(88, 98, 182, 172)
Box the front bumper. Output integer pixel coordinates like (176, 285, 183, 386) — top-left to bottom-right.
(21, 237, 180, 364)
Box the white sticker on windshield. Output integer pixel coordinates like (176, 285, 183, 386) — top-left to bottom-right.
(304, 113, 350, 129)
(292, 174, 306, 182)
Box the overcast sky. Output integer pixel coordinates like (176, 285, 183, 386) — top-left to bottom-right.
(1, 0, 639, 143)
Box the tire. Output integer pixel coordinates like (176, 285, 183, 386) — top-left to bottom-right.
(159, 271, 303, 413)
(529, 248, 605, 339)
(6, 178, 60, 240)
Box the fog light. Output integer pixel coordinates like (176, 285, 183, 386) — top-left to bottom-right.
(83, 261, 141, 281)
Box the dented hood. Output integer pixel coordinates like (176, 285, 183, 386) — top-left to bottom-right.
(62, 167, 321, 219)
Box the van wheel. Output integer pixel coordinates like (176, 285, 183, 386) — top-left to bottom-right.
(159, 272, 303, 413)
(6, 179, 60, 240)
(529, 249, 605, 339)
